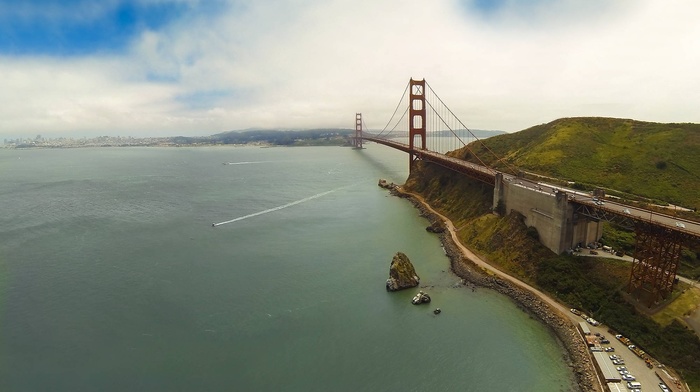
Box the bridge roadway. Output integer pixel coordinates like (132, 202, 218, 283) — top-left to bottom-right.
(363, 136, 498, 184)
(503, 176, 700, 239)
(362, 136, 700, 238)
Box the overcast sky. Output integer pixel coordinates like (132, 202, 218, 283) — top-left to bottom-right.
(1, 0, 699, 139)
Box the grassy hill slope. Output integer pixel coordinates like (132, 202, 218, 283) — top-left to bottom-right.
(456, 117, 700, 209)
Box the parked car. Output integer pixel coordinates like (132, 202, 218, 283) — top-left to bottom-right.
(622, 374, 636, 381)
(605, 347, 615, 352)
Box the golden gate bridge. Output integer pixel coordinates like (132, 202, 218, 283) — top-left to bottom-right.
(353, 78, 700, 307)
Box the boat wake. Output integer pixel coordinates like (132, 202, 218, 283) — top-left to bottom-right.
(223, 161, 272, 165)
(212, 184, 353, 227)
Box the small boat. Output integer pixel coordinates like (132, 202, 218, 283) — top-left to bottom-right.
(434, 308, 441, 315)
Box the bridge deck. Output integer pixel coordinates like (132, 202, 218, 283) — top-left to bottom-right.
(361, 136, 700, 239)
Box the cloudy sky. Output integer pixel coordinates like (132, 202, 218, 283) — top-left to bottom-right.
(1, 0, 699, 139)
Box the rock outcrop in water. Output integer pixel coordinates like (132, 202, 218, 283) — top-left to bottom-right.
(378, 179, 396, 190)
(386, 252, 420, 291)
(411, 290, 431, 304)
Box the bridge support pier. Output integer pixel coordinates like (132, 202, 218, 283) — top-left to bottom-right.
(492, 173, 505, 214)
(627, 222, 684, 307)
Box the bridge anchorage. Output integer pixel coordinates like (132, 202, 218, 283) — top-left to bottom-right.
(356, 77, 699, 308)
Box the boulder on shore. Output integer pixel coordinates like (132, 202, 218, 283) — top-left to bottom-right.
(378, 179, 396, 190)
(426, 221, 446, 233)
(386, 252, 420, 291)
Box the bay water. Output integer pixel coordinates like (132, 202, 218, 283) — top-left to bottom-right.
(0, 145, 576, 391)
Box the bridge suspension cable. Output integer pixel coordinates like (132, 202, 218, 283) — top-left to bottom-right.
(424, 81, 520, 176)
(359, 78, 519, 181)
(372, 80, 410, 139)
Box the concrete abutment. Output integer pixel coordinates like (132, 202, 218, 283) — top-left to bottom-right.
(493, 174, 602, 254)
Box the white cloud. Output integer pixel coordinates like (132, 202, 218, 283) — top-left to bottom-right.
(1, 0, 699, 139)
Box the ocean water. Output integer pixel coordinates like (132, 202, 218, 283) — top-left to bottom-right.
(0, 145, 576, 391)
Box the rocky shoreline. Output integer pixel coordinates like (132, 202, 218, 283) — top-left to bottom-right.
(390, 186, 601, 392)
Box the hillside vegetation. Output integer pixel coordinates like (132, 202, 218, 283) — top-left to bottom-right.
(403, 161, 700, 390)
(456, 117, 700, 209)
(454, 117, 700, 278)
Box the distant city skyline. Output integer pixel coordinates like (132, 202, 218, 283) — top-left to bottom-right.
(2, 0, 699, 139)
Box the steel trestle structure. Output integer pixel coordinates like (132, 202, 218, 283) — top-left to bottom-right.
(574, 203, 698, 306)
(628, 223, 688, 305)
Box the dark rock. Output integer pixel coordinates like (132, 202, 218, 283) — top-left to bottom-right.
(411, 291, 431, 304)
(378, 179, 396, 190)
(426, 221, 446, 233)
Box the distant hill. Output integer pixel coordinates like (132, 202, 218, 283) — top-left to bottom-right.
(209, 128, 353, 146)
(453, 117, 700, 209)
(204, 128, 505, 145)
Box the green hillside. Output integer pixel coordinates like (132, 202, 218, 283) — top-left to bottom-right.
(456, 117, 700, 209)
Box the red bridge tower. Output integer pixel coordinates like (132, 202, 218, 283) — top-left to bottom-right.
(353, 113, 363, 149)
(409, 79, 426, 170)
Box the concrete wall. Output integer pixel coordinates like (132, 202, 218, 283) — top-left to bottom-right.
(571, 214, 604, 248)
(493, 174, 603, 254)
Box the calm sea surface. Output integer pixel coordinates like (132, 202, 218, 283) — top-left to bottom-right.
(0, 146, 576, 391)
